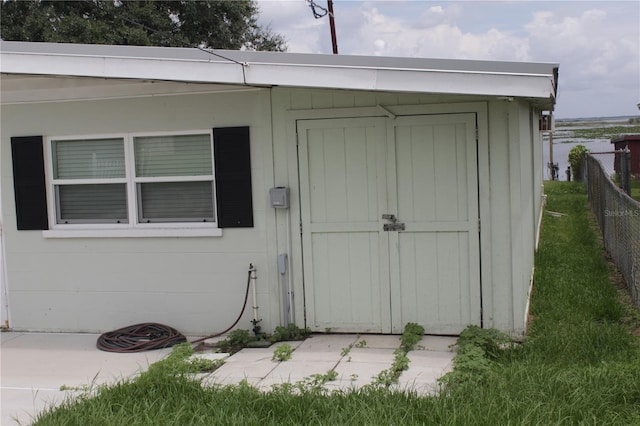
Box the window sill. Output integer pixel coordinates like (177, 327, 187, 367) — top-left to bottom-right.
(42, 227, 223, 238)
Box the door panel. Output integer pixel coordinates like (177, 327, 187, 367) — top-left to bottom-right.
(389, 114, 480, 334)
(298, 118, 389, 332)
(397, 232, 474, 333)
(310, 232, 382, 330)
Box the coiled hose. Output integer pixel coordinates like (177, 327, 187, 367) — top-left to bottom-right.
(96, 322, 186, 353)
(97, 269, 252, 352)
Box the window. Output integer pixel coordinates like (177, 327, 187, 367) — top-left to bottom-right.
(133, 134, 214, 223)
(52, 137, 128, 224)
(11, 127, 252, 236)
(48, 131, 216, 229)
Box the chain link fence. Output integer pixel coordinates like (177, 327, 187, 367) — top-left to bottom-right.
(584, 154, 640, 310)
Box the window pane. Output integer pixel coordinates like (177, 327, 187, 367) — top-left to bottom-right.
(53, 138, 125, 179)
(134, 134, 212, 177)
(57, 184, 128, 223)
(138, 182, 214, 222)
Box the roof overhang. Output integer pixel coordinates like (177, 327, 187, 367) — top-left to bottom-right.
(1, 41, 558, 109)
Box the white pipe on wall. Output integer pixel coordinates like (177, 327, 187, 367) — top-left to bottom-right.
(0, 218, 10, 328)
(250, 263, 258, 325)
(285, 209, 294, 324)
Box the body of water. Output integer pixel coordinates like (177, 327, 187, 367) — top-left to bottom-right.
(543, 138, 613, 181)
(542, 116, 638, 181)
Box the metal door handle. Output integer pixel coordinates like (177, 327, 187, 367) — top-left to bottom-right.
(382, 214, 397, 223)
(384, 223, 405, 231)
(382, 214, 404, 231)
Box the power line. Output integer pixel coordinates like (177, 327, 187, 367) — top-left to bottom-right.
(306, 0, 328, 19)
(80, 0, 248, 82)
(305, 0, 338, 54)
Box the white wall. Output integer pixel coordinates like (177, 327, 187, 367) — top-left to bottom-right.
(1, 88, 281, 334)
(483, 99, 542, 335)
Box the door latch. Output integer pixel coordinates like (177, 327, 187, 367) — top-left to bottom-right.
(382, 214, 405, 231)
(382, 214, 397, 223)
(383, 223, 405, 231)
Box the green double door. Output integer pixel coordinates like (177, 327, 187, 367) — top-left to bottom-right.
(298, 114, 480, 334)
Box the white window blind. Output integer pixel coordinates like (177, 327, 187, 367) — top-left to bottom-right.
(134, 134, 212, 177)
(137, 182, 214, 222)
(58, 184, 128, 223)
(53, 138, 125, 179)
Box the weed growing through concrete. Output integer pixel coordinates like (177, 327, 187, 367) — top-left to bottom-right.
(269, 323, 311, 343)
(272, 343, 293, 362)
(371, 322, 424, 388)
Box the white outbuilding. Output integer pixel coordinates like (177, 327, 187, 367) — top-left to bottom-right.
(0, 41, 558, 336)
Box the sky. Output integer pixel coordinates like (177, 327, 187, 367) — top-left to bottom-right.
(256, 0, 640, 119)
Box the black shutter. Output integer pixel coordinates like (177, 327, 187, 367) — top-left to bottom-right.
(10, 136, 49, 230)
(213, 127, 253, 228)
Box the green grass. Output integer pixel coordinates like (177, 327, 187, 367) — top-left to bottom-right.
(557, 123, 640, 139)
(631, 179, 640, 202)
(565, 125, 640, 140)
(33, 182, 640, 425)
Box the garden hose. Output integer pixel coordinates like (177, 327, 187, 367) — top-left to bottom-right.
(97, 269, 252, 352)
(96, 323, 186, 353)
(191, 269, 252, 343)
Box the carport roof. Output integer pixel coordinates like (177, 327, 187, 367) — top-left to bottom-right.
(0, 41, 558, 109)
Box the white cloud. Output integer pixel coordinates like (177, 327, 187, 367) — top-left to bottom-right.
(344, 4, 530, 61)
(256, 0, 325, 53)
(523, 7, 639, 116)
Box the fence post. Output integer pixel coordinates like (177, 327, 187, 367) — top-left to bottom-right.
(619, 147, 631, 195)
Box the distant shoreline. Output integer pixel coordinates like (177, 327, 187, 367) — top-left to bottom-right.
(555, 115, 638, 122)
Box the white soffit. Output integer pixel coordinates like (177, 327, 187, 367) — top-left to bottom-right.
(0, 41, 558, 106)
(0, 74, 255, 104)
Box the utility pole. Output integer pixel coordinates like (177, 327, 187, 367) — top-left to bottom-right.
(327, 0, 338, 54)
(549, 114, 554, 180)
(306, 1, 338, 55)
(542, 112, 556, 180)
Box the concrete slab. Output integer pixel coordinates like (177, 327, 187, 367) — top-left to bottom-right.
(397, 350, 455, 395)
(354, 334, 400, 349)
(266, 360, 337, 381)
(344, 347, 397, 363)
(210, 348, 278, 381)
(406, 350, 455, 370)
(294, 334, 359, 352)
(332, 347, 396, 385)
(201, 374, 262, 388)
(1, 332, 170, 426)
(415, 335, 458, 352)
(1, 332, 459, 424)
(189, 352, 229, 362)
(288, 349, 343, 363)
(1, 388, 79, 426)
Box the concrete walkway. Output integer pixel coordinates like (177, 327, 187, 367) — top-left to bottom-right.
(1, 332, 456, 425)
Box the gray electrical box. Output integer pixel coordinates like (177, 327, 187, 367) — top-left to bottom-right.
(270, 187, 290, 209)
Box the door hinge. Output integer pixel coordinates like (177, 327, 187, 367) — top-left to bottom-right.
(475, 127, 479, 140)
(478, 219, 481, 232)
(299, 222, 303, 234)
